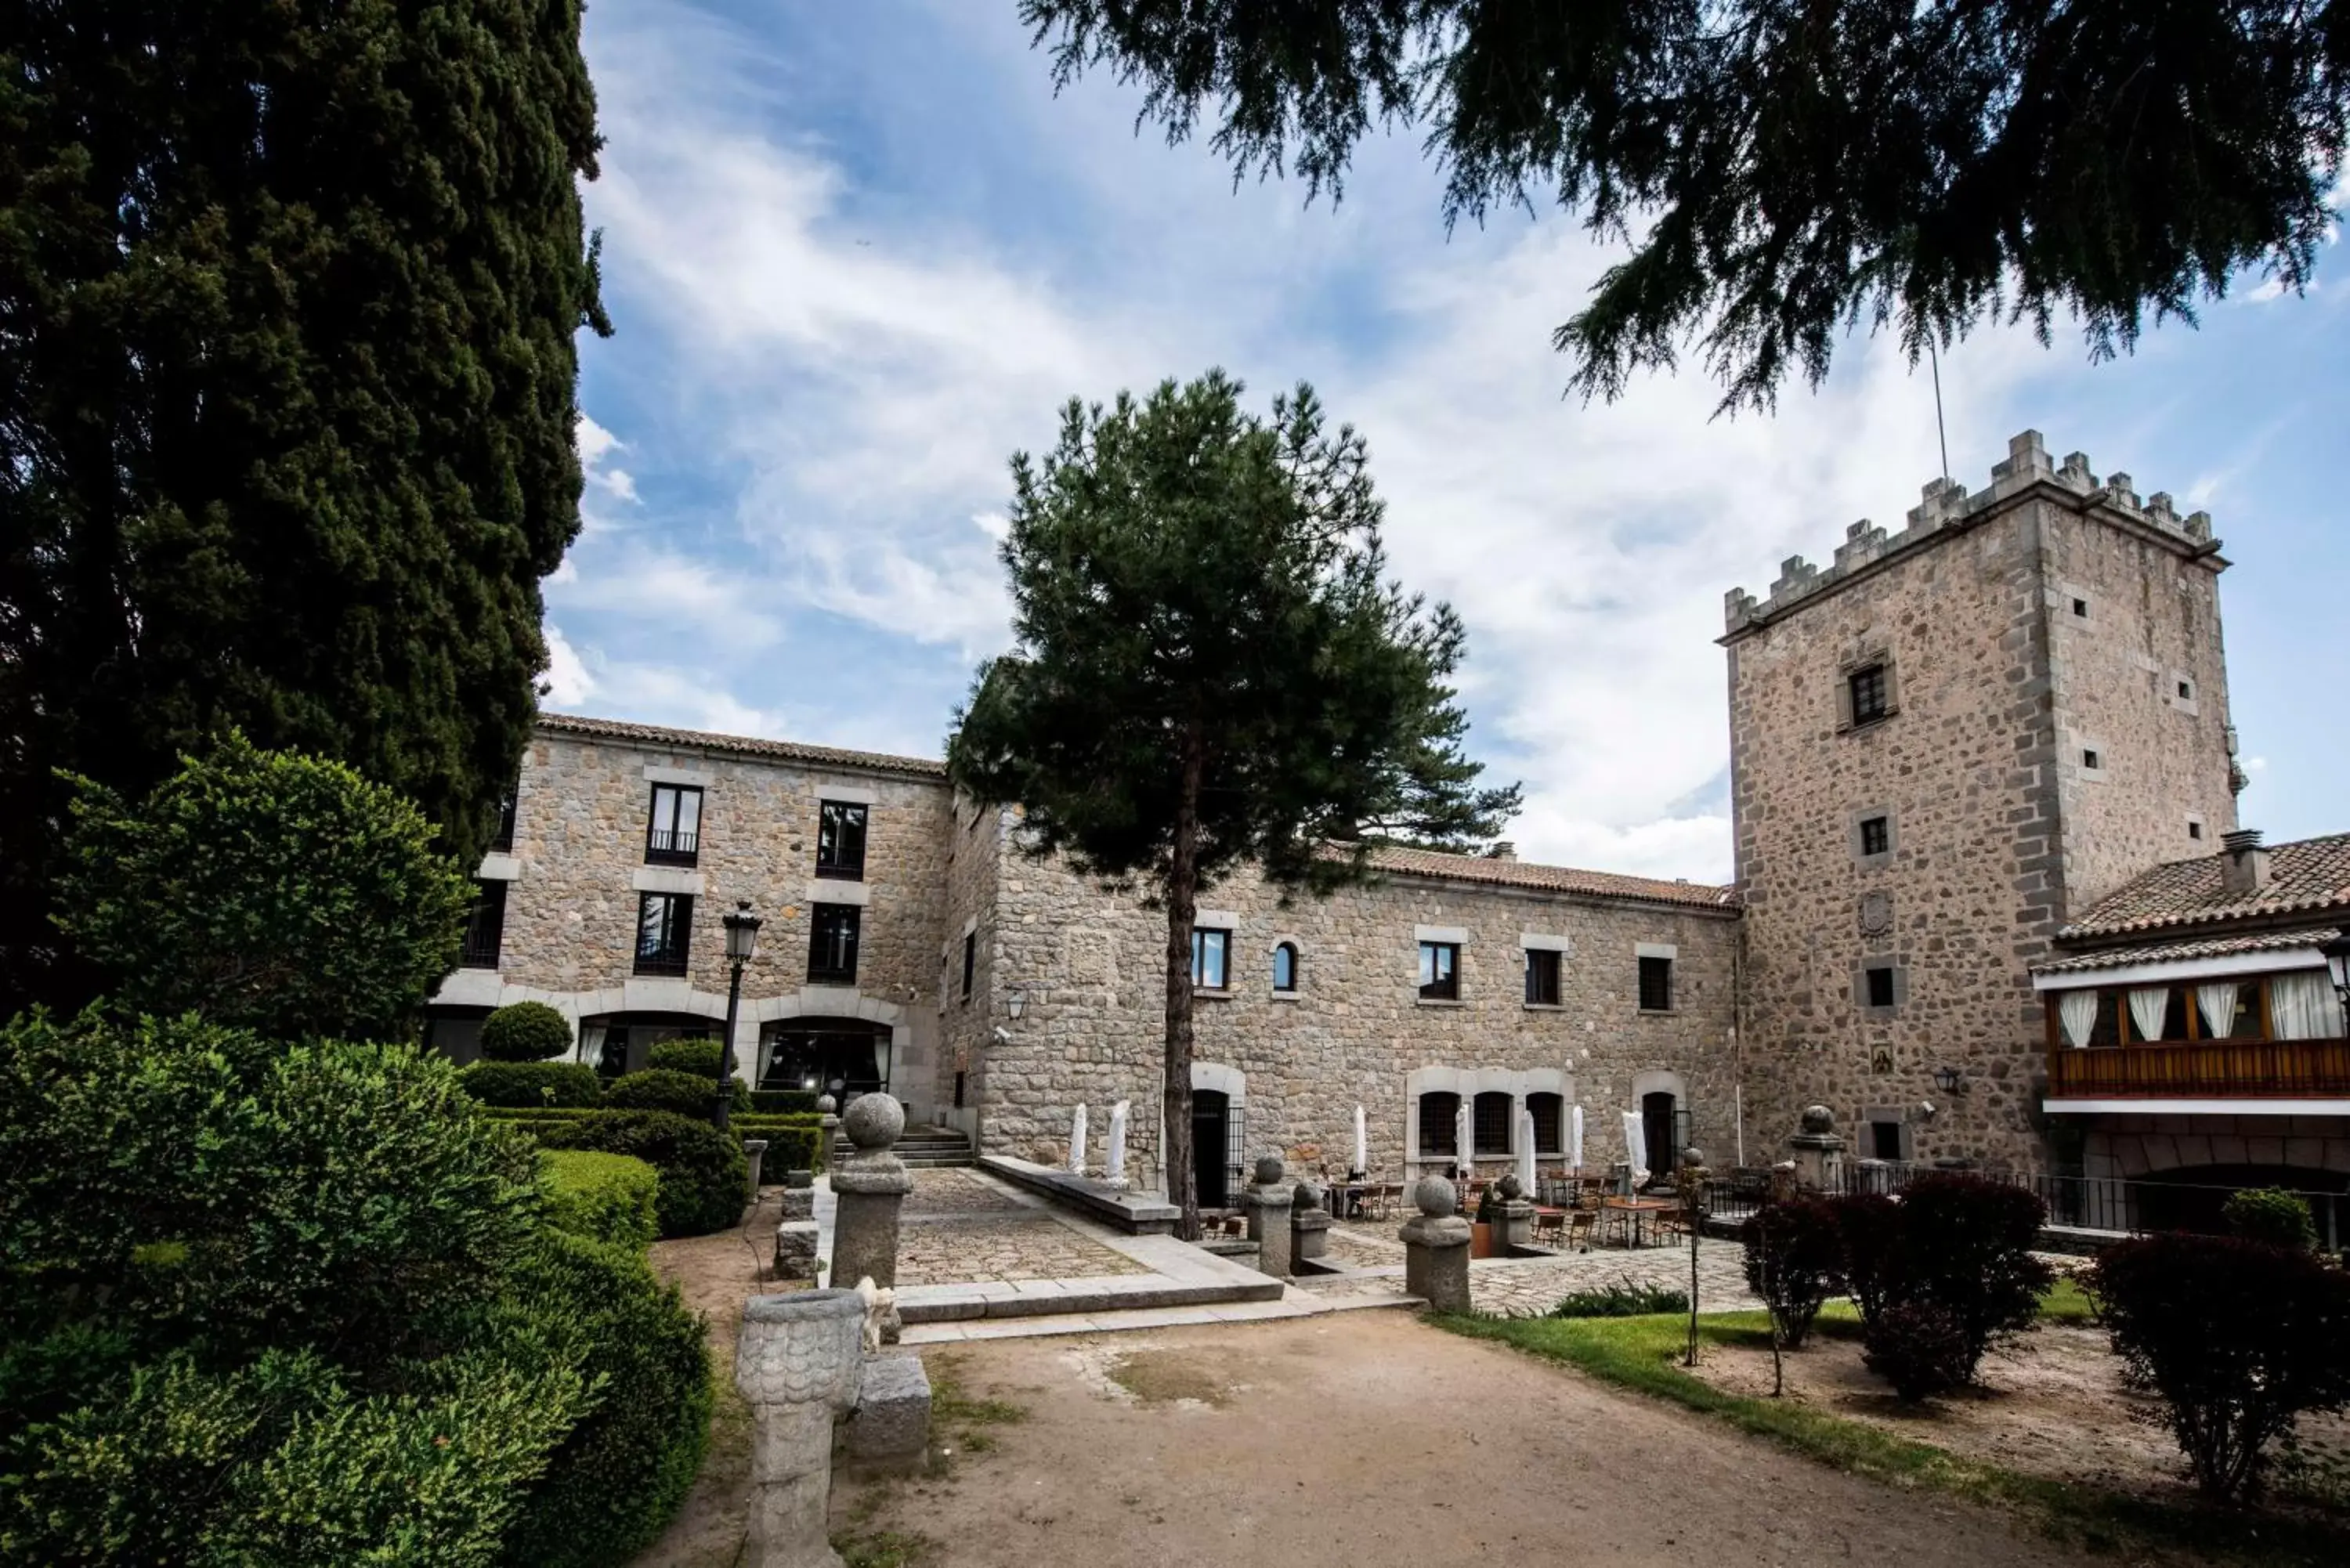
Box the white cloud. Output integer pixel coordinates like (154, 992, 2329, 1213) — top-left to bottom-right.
(541, 625, 596, 707)
(549, 541, 786, 650)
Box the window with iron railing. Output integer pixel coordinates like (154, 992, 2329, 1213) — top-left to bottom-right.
(634, 891, 692, 976)
(1528, 1092, 1564, 1154)
(1418, 1091, 1459, 1154)
(460, 880, 506, 969)
(1473, 1091, 1513, 1154)
(644, 785, 702, 865)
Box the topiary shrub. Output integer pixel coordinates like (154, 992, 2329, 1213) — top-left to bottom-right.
(604, 1066, 749, 1118)
(2223, 1187, 2318, 1252)
(1831, 1191, 1904, 1329)
(749, 1088, 819, 1115)
(1862, 1299, 1972, 1402)
(53, 732, 476, 1040)
(499, 1231, 711, 1568)
(529, 1112, 748, 1238)
(2092, 1231, 2350, 1500)
(540, 1151, 659, 1252)
(460, 1060, 603, 1108)
(733, 1115, 822, 1175)
(645, 1036, 723, 1076)
(1741, 1195, 1846, 1348)
(481, 1001, 575, 1063)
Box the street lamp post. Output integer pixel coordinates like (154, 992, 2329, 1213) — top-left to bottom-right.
(2322, 930, 2350, 1040)
(715, 899, 762, 1131)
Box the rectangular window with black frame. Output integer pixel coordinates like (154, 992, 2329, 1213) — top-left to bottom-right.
(460, 880, 507, 969)
(645, 784, 703, 865)
(960, 931, 976, 1002)
(634, 891, 692, 976)
(1524, 947, 1562, 1005)
(1638, 954, 1674, 1012)
(490, 789, 518, 853)
(1191, 927, 1229, 989)
(1849, 663, 1889, 726)
(1473, 1091, 1513, 1155)
(815, 800, 868, 880)
(1419, 941, 1459, 1000)
(808, 904, 861, 985)
(1418, 1092, 1459, 1155)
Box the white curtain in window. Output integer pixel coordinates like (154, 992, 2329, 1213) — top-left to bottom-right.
(2269, 970, 2338, 1040)
(2127, 985, 2171, 1043)
(2194, 981, 2241, 1040)
(872, 1034, 890, 1084)
(2056, 991, 2099, 1049)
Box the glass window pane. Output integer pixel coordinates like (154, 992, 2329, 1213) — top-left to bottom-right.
(674, 788, 700, 836)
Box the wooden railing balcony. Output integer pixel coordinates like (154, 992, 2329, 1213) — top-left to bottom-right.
(2048, 1037, 2350, 1100)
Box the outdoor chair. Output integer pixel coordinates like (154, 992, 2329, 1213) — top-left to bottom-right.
(1564, 1209, 1596, 1252)
(1531, 1209, 1565, 1248)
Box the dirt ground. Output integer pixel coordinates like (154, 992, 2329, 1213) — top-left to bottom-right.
(1685, 1314, 2350, 1508)
(831, 1313, 2118, 1568)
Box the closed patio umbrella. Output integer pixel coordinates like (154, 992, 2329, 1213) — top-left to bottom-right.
(1570, 1105, 1584, 1172)
(1455, 1097, 1473, 1183)
(1622, 1110, 1649, 1190)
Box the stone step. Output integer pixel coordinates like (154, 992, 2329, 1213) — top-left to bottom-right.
(894, 1272, 1285, 1325)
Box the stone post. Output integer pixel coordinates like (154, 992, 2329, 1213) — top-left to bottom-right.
(1243, 1153, 1295, 1278)
(1788, 1104, 1846, 1193)
(1289, 1175, 1332, 1263)
(1492, 1171, 1537, 1252)
(735, 1288, 866, 1568)
(815, 1093, 841, 1175)
(828, 1093, 913, 1343)
(1399, 1175, 1473, 1313)
(1104, 1098, 1130, 1190)
(743, 1138, 770, 1199)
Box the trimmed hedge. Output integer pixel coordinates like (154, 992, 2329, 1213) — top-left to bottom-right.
(526, 1112, 747, 1237)
(604, 1066, 749, 1118)
(480, 1000, 574, 1062)
(540, 1151, 659, 1252)
(2222, 1187, 2317, 1252)
(460, 1060, 603, 1108)
(645, 1036, 723, 1076)
(735, 1115, 822, 1176)
(748, 1088, 819, 1115)
(501, 1231, 711, 1568)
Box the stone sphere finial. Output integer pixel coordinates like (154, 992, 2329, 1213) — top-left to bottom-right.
(815, 1093, 838, 1116)
(1681, 1147, 1705, 1169)
(841, 1092, 904, 1152)
(1496, 1172, 1524, 1201)
(1253, 1152, 1285, 1187)
(1412, 1174, 1457, 1218)
(1799, 1104, 1835, 1136)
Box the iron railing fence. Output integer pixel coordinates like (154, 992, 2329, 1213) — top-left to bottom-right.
(1701, 1160, 2346, 1252)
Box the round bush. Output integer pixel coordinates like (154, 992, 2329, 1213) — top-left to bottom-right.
(459, 1060, 603, 1108)
(2222, 1187, 2317, 1252)
(1862, 1300, 1971, 1402)
(501, 1231, 711, 1568)
(603, 1066, 748, 1118)
(531, 1112, 747, 1238)
(645, 1036, 723, 1076)
(539, 1151, 660, 1252)
(480, 1001, 574, 1063)
(1741, 1195, 1846, 1348)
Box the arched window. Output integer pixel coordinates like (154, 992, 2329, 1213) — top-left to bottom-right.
(1271, 941, 1299, 992)
(1418, 1092, 1459, 1155)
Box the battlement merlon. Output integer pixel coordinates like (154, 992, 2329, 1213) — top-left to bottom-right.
(1721, 430, 2224, 638)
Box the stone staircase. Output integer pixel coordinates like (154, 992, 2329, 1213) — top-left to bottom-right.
(893, 1123, 974, 1168)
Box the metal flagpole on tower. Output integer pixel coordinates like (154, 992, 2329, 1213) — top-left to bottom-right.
(1928, 337, 1951, 482)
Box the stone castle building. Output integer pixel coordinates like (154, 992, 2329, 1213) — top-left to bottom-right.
(429, 430, 2350, 1200)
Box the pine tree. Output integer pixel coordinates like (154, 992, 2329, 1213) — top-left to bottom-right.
(947, 372, 1518, 1238)
(0, 1, 608, 1010)
(1022, 1, 2348, 410)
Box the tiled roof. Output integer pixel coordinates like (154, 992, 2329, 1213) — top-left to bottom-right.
(2031, 928, 2338, 977)
(536, 712, 946, 779)
(2060, 833, 2350, 938)
(1354, 844, 1739, 911)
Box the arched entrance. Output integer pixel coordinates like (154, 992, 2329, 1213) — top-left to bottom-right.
(1641, 1091, 1679, 1187)
(2135, 1164, 2348, 1241)
(759, 1017, 893, 1099)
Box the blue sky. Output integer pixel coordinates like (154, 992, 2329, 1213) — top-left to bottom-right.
(554, 0, 2350, 882)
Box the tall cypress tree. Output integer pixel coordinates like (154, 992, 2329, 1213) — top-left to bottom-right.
(0, 2, 607, 1009)
(948, 373, 1518, 1238)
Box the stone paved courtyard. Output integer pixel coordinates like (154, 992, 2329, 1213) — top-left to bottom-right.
(893, 1169, 1148, 1287)
(1303, 1212, 1759, 1317)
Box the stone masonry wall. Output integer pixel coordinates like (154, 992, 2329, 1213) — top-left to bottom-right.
(1728, 434, 2236, 1172)
(437, 728, 954, 1099)
(973, 846, 1743, 1186)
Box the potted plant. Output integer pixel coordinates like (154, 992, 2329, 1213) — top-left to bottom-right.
(1471, 1181, 1502, 1259)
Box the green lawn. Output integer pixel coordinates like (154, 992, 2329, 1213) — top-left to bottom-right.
(1434, 1284, 2347, 1566)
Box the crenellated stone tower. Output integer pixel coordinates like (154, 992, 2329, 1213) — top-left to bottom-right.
(1724, 432, 2240, 1170)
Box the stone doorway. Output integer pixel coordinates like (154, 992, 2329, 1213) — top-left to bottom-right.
(1641, 1091, 1679, 1185)
(1194, 1090, 1231, 1207)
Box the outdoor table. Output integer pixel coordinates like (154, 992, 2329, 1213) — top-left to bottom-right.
(1326, 1182, 1368, 1219)
(1600, 1195, 1674, 1248)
